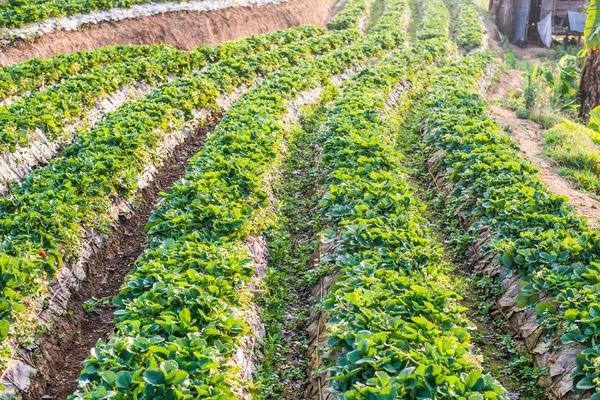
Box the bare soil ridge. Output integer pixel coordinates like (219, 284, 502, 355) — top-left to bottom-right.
(0, 0, 337, 66)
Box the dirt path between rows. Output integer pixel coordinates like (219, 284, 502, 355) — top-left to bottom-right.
(481, 10, 600, 231)
(0, 0, 336, 66)
(24, 116, 218, 400)
(488, 69, 600, 231)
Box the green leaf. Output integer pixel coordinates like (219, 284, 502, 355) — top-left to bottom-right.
(465, 370, 484, 391)
(167, 370, 188, 386)
(562, 331, 588, 344)
(565, 309, 579, 321)
(357, 339, 370, 354)
(468, 395, 484, 400)
(502, 253, 514, 268)
(143, 368, 166, 386)
(398, 366, 415, 380)
(0, 321, 9, 340)
(179, 308, 191, 325)
(576, 375, 597, 390)
(115, 371, 133, 389)
(586, 0, 600, 48)
(162, 238, 176, 249)
(375, 371, 390, 386)
(347, 350, 362, 364)
(161, 360, 180, 375)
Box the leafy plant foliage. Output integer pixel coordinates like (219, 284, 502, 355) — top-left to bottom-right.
(69, 22, 403, 399)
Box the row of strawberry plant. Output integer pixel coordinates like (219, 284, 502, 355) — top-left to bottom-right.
(67, 26, 403, 399)
(0, 44, 178, 103)
(415, 0, 450, 40)
(326, 0, 373, 30)
(0, 28, 359, 371)
(416, 52, 599, 397)
(368, 0, 408, 35)
(455, 0, 484, 52)
(0, 0, 372, 31)
(0, 0, 196, 29)
(306, 41, 507, 399)
(0, 25, 323, 154)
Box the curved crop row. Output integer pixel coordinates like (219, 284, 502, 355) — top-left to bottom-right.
(0, 0, 189, 29)
(67, 26, 403, 399)
(455, 0, 484, 52)
(415, 52, 599, 398)
(0, 0, 371, 32)
(306, 40, 507, 399)
(0, 26, 323, 154)
(0, 28, 359, 371)
(415, 0, 450, 40)
(369, 0, 409, 35)
(0, 44, 179, 103)
(326, 0, 373, 31)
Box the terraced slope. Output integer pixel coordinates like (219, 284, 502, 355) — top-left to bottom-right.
(0, 0, 598, 399)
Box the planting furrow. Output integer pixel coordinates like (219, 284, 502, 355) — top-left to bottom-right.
(0, 28, 360, 397)
(251, 2, 413, 397)
(0, 0, 327, 44)
(0, 44, 178, 104)
(0, 26, 323, 193)
(66, 26, 402, 399)
(409, 50, 598, 398)
(25, 100, 225, 400)
(253, 89, 336, 399)
(303, 38, 507, 398)
(0, 82, 152, 194)
(0, 80, 249, 400)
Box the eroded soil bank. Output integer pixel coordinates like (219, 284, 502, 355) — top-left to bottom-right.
(0, 0, 337, 66)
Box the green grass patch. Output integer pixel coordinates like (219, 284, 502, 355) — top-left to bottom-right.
(543, 120, 600, 195)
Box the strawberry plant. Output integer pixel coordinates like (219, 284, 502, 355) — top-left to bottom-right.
(455, 0, 483, 52)
(416, 0, 450, 40)
(414, 50, 600, 397)
(326, 0, 372, 30)
(0, 44, 175, 102)
(0, 27, 360, 369)
(0, 0, 186, 29)
(68, 22, 404, 399)
(0, 26, 324, 154)
(307, 14, 506, 395)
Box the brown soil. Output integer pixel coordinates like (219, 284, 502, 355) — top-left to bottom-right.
(24, 116, 219, 400)
(0, 0, 337, 66)
(488, 68, 600, 231)
(507, 43, 549, 61)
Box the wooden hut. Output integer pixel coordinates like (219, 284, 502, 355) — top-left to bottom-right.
(489, 0, 587, 45)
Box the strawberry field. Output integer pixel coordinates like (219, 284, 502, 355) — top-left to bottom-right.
(0, 0, 599, 398)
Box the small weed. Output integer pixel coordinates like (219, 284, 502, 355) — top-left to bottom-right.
(82, 296, 112, 315)
(503, 49, 530, 71)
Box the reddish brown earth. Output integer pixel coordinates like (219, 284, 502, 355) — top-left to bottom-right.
(0, 0, 337, 66)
